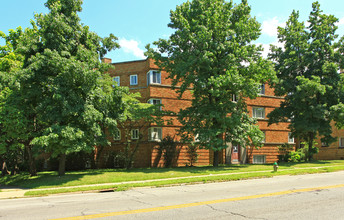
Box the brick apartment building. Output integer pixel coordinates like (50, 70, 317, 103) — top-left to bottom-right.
(314, 123, 344, 160)
(101, 58, 294, 167)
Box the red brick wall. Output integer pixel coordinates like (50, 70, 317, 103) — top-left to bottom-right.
(104, 58, 293, 167)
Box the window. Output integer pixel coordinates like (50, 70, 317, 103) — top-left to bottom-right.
(262, 131, 266, 143)
(113, 76, 120, 86)
(253, 155, 266, 164)
(339, 137, 344, 148)
(321, 142, 328, 147)
(148, 127, 162, 141)
(288, 132, 294, 143)
(113, 129, 121, 141)
(194, 133, 200, 142)
(232, 94, 238, 102)
(232, 145, 239, 153)
(131, 129, 139, 140)
(258, 84, 265, 95)
(148, 99, 162, 110)
(130, 75, 138, 85)
(147, 70, 161, 85)
(252, 107, 265, 119)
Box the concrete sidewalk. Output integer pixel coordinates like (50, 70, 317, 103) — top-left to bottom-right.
(0, 165, 341, 199)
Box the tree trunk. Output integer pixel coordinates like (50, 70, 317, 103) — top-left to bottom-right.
(25, 144, 37, 176)
(308, 133, 314, 162)
(58, 153, 66, 176)
(1, 161, 9, 176)
(213, 150, 219, 167)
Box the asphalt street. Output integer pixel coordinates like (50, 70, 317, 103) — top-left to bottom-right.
(0, 171, 343, 220)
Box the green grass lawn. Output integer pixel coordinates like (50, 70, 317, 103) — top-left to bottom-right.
(1, 160, 344, 197)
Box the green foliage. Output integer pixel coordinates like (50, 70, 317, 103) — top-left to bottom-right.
(146, 0, 275, 166)
(0, 0, 120, 176)
(157, 135, 178, 168)
(186, 143, 199, 167)
(268, 2, 344, 161)
(277, 143, 294, 162)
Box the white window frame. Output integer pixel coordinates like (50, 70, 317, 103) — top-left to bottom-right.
(288, 132, 294, 143)
(194, 133, 200, 142)
(148, 98, 162, 110)
(253, 155, 266, 164)
(262, 131, 266, 143)
(258, 84, 265, 95)
(113, 76, 120, 86)
(252, 107, 265, 119)
(130, 74, 138, 85)
(131, 129, 139, 140)
(232, 94, 238, 102)
(147, 70, 161, 85)
(114, 129, 121, 141)
(339, 137, 344, 148)
(148, 127, 162, 141)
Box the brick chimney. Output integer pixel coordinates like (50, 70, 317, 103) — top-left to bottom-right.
(101, 58, 112, 64)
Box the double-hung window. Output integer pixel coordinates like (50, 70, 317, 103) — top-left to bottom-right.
(258, 84, 265, 95)
(113, 129, 121, 141)
(113, 76, 120, 86)
(252, 107, 265, 119)
(232, 94, 238, 102)
(130, 75, 138, 85)
(288, 132, 294, 143)
(148, 127, 162, 141)
(148, 98, 162, 110)
(131, 129, 139, 140)
(147, 70, 161, 85)
(339, 137, 344, 148)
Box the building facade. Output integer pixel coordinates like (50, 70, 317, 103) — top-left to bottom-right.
(314, 122, 344, 160)
(100, 58, 294, 167)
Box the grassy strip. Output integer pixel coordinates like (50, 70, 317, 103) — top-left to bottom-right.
(24, 165, 344, 197)
(3, 160, 344, 190)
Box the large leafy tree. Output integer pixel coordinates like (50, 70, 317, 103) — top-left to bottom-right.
(21, 0, 119, 175)
(0, 27, 40, 176)
(147, 0, 274, 166)
(268, 2, 344, 161)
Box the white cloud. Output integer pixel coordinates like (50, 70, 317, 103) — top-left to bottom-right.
(261, 17, 285, 38)
(118, 38, 146, 59)
(338, 17, 344, 26)
(257, 41, 284, 58)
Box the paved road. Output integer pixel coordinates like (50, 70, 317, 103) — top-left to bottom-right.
(0, 171, 344, 220)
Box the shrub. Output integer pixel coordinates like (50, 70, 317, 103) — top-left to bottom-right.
(158, 135, 178, 168)
(186, 143, 198, 167)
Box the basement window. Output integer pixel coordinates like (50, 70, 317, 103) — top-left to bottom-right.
(131, 129, 139, 140)
(253, 155, 266, 164)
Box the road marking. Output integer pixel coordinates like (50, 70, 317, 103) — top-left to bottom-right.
(51, 184, 344, 220)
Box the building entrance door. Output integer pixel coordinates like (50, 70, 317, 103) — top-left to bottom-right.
(231, 145, 240, 164)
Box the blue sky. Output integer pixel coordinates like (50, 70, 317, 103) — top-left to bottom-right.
(1, 0, 344, 63)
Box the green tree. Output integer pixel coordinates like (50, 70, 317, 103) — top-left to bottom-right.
(268, 2, 344, 161)
(0, 28, 39, 176)
(117, 90, 166, 169)
(22, 0, 119, 175)
(147, 0, 274, 166)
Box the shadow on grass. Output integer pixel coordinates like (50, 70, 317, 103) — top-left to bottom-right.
(0, 160, 339, 189)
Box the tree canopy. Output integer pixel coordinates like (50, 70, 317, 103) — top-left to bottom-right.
(268, 2, 344, 160)
(3, 0, 120, 176)
(147, 0, 275, 166)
